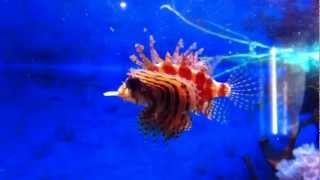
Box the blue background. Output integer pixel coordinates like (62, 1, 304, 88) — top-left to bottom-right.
(0, 0, 318, 179)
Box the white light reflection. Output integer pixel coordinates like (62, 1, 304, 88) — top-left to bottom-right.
(270, 47, 278, 135)
(120, 1, 127, 10)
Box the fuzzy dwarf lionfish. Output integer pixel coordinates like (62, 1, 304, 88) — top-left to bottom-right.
(104, 36, 257, 139)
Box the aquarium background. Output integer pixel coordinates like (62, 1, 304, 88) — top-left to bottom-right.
(0, 0, 318, 179)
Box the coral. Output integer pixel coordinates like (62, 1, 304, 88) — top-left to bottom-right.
(276, 144, 320, 180)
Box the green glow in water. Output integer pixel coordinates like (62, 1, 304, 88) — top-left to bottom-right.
(160, 3, 319, 75)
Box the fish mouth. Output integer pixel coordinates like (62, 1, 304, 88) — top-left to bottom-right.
(103, 91, 119, 96)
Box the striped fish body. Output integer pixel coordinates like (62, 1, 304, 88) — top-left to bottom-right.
(114, 36, 231, 139)
(118, 70, 195, 138)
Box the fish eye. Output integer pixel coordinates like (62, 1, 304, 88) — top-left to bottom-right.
(126, 77, 141, 92)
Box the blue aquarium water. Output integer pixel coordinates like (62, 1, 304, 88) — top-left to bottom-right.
(0, 0, 319, 179)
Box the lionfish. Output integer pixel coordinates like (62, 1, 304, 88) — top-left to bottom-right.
(104, 36, 257, 139)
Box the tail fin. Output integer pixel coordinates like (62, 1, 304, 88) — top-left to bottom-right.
(212, 97, 230, 123)
(212, 68, 261, 123)
(227, 68, 261, 110)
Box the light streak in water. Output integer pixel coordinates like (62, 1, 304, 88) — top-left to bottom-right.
(270, 47, 278, 135)
(160, 4, 271, 50)
(0, 64, 124, 73)
(160, 3, 319, 73)
(203, 20, 250, 41)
